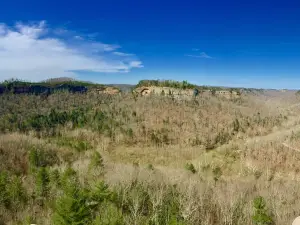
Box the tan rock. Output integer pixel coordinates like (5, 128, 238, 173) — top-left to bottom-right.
(97, 86, 120, 95)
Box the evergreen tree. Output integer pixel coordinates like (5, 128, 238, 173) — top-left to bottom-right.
(36, 167, 50, 197)
(53, 187, 92, 225)
(252, 196, 274, 225)
(0, 171, 9, 208)
(89, 151, 104, 170)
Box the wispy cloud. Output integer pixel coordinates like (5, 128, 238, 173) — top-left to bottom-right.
(113, 51, 134, 56)
(0, 21, 143, 81)
(185, 52, 213, 59)
(129, 61, 143, 68)
(74, 35, 83, 40)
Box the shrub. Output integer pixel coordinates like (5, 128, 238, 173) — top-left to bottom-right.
(149, 128, 171, 147)
(254, 170, 262, 180)
(93, 201, 125, 225)
(185, 163, 196, 174)
(18, 215, 36, 225)
(89, 181, 113, 207)
(36, 167, 50, 197)
(233, 118, 240, 133)
(28, 147, 39, 172)
(126, 128, 134, 138)
(29, 147, 59, 172)
(212, 166, 222, 183)
(50, 169, 61, 187)
(6, 175, 27, 210)
(252, 196, 274, 225)
(147, 164, 154, 170)
(154, 187, 184, 225)
(211, 89, 216, 96)
(214, 129, 232, 146)
(0, 171, 10, 208)
(0, 172, 27, 216)
(56, 137, 92, 152)
(60, 167, 78, 192)
(49, 169, 61, 199)
(89, 151, 104, 170)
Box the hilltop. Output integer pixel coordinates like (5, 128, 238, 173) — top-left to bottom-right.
(0, 77, 122, 95)
(0, 77, 103, 88)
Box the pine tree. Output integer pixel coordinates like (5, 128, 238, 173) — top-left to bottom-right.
(0, 171, 9, 208)
(29, 148, 39, 173)
(252, 196, 274, 225)
(89, 181, 112, 205)
(53, 185, 92, 225)
(7, 176, 27, 210)
(89, 151, 104, 170)
(50, 169, 61, 187)
(36, 167, 50, 197)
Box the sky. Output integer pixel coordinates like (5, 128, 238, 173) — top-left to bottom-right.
(0, 0, 300, 89)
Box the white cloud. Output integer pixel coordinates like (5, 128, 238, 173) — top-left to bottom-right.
(0, 24, 7, 35)
(15, 20, 47, 38)
(0, 21, 143, 82)
(185, 52, 213, 59)
(129, 61, 143, 68)
(74, 35, 83, 40)
(113, 51, 134, 56)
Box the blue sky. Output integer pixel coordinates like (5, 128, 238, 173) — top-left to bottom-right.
(0, 0, 300, 88)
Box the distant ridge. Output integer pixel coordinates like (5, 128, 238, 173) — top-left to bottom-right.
(106, 84, 135, 92)
(1, 77, 298, 92)
(41, 77, 95, 85)
(42, 77, 75, 83)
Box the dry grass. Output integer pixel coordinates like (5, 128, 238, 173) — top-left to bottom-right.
(1, 90, 300, 224)
(102, 162, 300, 225)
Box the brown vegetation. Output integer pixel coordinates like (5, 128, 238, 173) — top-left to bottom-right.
(0, 89, 300, 224)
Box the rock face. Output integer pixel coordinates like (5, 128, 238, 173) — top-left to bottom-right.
(134, 86, 195, 97)
(292, 217, 300, 225)
(97, 87, 120, 95)
(140, 88, 151, 96)
(134, 86, 241, 99)
(215, 90, 241, 99)
(13, 86, 31, 94)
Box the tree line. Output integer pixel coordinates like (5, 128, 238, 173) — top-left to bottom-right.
(0, 79, 90, 95)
